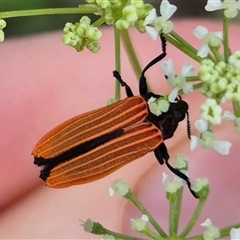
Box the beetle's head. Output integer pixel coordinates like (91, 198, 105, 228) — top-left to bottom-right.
(146, 95, 190, 140)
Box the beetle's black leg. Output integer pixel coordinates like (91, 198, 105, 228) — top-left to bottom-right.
(113, 70, 134, 97)
(154, 142, 198, 198)
(139, 35, 167, 96)
(164, 159, 198, 198)
(154, 142, 169, 165)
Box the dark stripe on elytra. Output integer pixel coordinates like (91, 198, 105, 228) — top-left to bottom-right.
(34, 128, 124, 180)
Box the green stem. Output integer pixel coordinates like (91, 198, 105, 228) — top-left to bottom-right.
(170, 31, 199, 57)
(210, 46, 223, 62)
(120, 29, 142, 78)
(163, 34, 202, 63)
(179, 198, 207, 238)
(0, 6, 100, 19)
(186, 76, 201, 82)
(219, 223, 240, 238)
(232, 101, 240, 117)
(192, 82, 203, 90)
(99, 227, 149, 240)
(164, 32, 216, 62)
(223, 16, 230, 62)
(174, 188, 184, 235)
(169, 197, 177, 237)
(125, 191, 167, 238)
(144, 229, 164, 240)
(114, 26, 121, 101)
(92, 16, 106, 28)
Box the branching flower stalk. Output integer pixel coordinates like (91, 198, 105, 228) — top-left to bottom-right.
(1, 0, 240, 239)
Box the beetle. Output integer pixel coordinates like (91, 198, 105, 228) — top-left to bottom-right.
(33, 35, 196, 197)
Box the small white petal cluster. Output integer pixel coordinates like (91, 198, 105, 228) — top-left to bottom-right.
(130, 215, 149, 232)
(160, 59, 194, 101)
(201, 98, 222, 125)
(147, 96, 170, 116)
(200, 219, 220, 240)
(191, 119, 232, 155)
(0, 19, 6, 43)
(191, 177, 209, 193)
(173, 154, 188, 170)
(144, 0, 177, 40)
(199, 54, 240, 102)
(193, 26, 223, 58)
(205, 0, 240, 18)
(109, 179, 129, 196)
(86, 0, 153, 32)
(162, 172, 184, 193)
(62, 16, 102, 52)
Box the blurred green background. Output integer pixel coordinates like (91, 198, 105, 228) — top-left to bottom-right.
(1, 0, 217, 37)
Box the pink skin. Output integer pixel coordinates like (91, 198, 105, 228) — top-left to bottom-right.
(0, 19, 240, 238)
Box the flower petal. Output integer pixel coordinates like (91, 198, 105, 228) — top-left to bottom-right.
(145, 26, 159, 41)
(193, 26, 208, 39)
(212, 140, 232, 155)
(214, 31, 223, 40)
(144, 8, 157, 25)
(168, 88, 179, 103)
(159, 58, 175, 76)
(190, 136, 199, 151)
(197, 43, 209, 58)
(230, 228, 240, 240)
(183, 82, 193, 94)
(160, 0, 177, 20)
(223, 111, 236, 121)
(205, 0, 222, 11)
(200, 218, 212, 227)
(194, 119, 208, 132)
(181, 63, 195, 76)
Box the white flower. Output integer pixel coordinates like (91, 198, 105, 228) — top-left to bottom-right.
(193, 26, 222, 58)
(109, 179, 129, 196)
(130, 215, 149, 232)
(230, 228, 240, 239)
(200, 218, 220, 240)
(144, 0, 177, 40)
(174, 154, 188, 170)
(205, 0, 240, 18)
(160, 59, 194, 99)
(191, 177, 209, 193)
(201, 98, 222, 125)
(162, 172, 184, 193)
(147, 96, 170, 116)
(190, 119, 232, 155)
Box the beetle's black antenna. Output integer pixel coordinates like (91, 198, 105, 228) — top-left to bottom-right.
(113, 70, 134, 97)
(142, 35, 167, 76)
(186, 112, 191, 139)
(139, 35, 167, 95)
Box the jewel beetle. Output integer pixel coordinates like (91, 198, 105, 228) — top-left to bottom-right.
(33, 35, 196, 197)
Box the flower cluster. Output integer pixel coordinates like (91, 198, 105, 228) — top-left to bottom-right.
(199, 56, 240, 102)
(0, 19, 6, 42)
(62, 16, 102, 52)
(85, 0, 153, 32)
